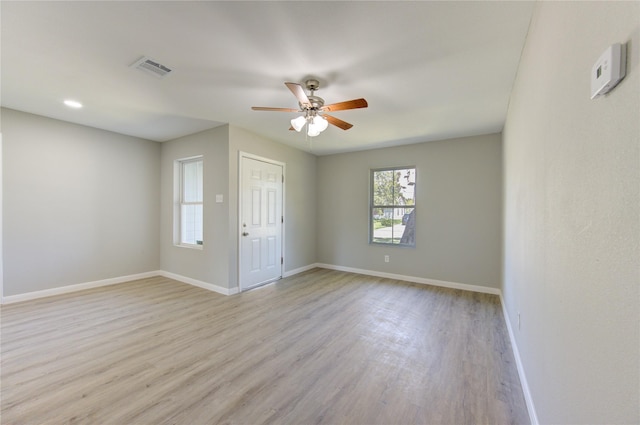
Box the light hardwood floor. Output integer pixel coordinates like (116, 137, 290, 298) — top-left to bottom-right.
(1, 269, 529, 424)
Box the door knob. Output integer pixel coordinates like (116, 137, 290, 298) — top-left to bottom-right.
(242, 232, 249, 236)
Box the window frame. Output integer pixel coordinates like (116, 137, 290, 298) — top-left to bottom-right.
(369, 166, 416, 247)
(174, 156, 204, 249)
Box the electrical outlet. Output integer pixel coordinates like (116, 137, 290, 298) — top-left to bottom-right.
(384, 255, 389, 263)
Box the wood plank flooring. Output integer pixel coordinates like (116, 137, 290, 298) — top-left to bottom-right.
(1, 269, 529, 424)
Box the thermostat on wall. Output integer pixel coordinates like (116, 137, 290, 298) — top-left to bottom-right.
(591, 43, 626, 99)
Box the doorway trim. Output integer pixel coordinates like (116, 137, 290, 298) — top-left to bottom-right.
(238, 151, 286, 292)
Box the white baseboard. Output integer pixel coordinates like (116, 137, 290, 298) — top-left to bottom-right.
(158, 271, 238, 296)
(499, 293, 539, 425)
(1, 270, 162, 304)
(1, 270, 239, 304)
(315, 263, 501, 295)
(0, 263, 499, 304)
(283, 263, 320, 278)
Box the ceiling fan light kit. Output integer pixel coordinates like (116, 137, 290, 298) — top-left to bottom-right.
(252, 79, 368, 138)
(290, 111, 329, 137)
(313, 115, 329, 132)
(291, 115, 307, 132)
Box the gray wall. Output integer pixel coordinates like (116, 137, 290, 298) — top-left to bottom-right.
(502, 2, 639, 423)
(158, 125, 317, 291)
(317, 134, 502, 288)
(159, 125, 230, 288)
(1, 108, 160, 296)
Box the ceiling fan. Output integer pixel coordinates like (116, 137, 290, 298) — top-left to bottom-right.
(251, 79, 368, 137)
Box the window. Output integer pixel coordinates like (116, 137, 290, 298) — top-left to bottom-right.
(177, 157, 203, 247)
(370, 167, 416, 246)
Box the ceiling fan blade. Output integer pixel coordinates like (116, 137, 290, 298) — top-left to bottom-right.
(251, 106, 299, 112)
(285, 82, 311, 107)
(321, 98, 368, 112)
(324, 114, 353, 130)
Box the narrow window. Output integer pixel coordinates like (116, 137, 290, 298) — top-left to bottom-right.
(177, 157, 203, 247)
(370, 167, 416, 246)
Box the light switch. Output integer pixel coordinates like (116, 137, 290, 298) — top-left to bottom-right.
(215, 194, 223, 203)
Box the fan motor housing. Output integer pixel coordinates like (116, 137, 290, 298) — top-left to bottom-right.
(307, 95, 324, 109)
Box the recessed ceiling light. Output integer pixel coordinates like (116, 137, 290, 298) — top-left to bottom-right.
(63, 99, 83, 109)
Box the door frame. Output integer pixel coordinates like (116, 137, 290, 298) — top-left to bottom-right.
(237, 151, 285, 292)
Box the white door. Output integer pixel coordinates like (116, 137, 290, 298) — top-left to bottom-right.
(239, 155, 283, 291)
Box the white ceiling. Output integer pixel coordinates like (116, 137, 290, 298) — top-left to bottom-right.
(1, 1, 534, 155)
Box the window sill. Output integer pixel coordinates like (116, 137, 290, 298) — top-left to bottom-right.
(174, 243, 203, 251)
(369, 242, 415, 248)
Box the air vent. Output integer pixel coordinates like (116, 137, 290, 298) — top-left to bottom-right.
(130, 56, 173, 78)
